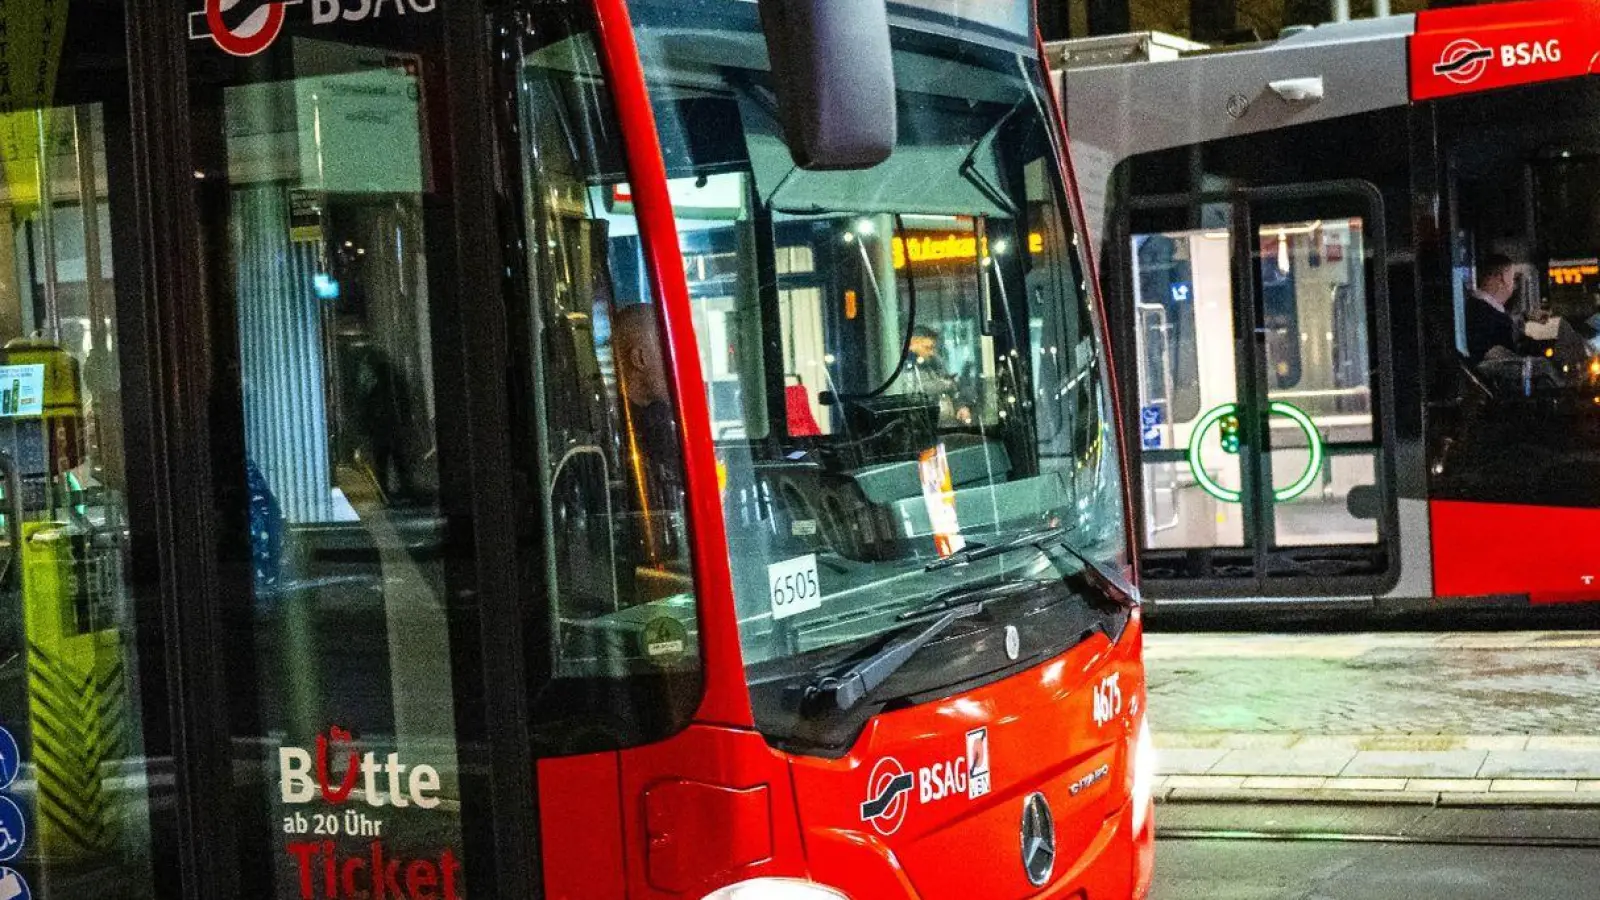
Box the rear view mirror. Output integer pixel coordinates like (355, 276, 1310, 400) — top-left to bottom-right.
(757, 0, 897, 170)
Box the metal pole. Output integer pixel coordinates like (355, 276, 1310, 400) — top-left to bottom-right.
(1331, 0, 1352, 22)
(34, 109, 61, 343)
(74, 107, 107, 356)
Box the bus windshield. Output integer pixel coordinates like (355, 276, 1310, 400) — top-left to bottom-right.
(627, 1, 1127, 692)
(514, 0, 1126, 739)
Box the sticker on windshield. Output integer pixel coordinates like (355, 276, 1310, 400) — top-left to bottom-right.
(639, 616, 688, 661)
(768, 554, 821, 621)
(918, 445, 966, 557)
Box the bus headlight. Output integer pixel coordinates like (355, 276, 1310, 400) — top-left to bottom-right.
(702, 878, 850, 899)
(1131, 717, 1157, 834)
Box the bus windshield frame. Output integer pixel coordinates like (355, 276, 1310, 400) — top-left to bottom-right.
(514, 0, 1129, 749)
(631, 0, 1128, 739)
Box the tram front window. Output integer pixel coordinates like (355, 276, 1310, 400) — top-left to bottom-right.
(628, 1, 1129, 746)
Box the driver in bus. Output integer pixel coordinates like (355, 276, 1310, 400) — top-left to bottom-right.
(1465, 254, 1521, 364)
(1468, 254, 1586, 380)
(906, 324, 973, 425)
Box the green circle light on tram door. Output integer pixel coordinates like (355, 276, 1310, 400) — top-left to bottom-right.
(1186, 401, 1324, 504)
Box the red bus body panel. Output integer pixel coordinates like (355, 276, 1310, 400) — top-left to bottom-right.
(1431, 500, 1600, 604)
(794, 625, 1149, 900)
(540, 1, 1154, 896)
(542, 620, 1152, 899)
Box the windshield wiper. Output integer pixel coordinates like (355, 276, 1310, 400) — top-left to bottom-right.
(896, 576, 1049, 620)
(802, 611, 961, 714)
(924, 525, 1141, 607)
(924, 526, 1068, 571)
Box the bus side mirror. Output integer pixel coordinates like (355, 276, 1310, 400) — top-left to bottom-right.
(757, 0, 897, 171)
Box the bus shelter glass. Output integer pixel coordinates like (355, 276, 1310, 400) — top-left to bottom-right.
(0, 3, 158, 898)
(191, 12, 482, 898)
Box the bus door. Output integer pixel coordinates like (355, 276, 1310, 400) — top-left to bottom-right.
(1123, 184, 1396, 601)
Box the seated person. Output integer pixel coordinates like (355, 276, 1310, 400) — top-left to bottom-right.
(905, 325, 974, 426)
(1465, 254, 1521, 364)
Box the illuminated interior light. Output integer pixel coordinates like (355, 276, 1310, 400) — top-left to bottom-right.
(854, 218, 876, 236)
(313, 273, 341, 301)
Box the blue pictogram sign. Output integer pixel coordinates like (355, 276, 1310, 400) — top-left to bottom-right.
(0, 729, 19, 791)
(0, 797, 25, 863)
(1140, 404, 1165, 449)
(0, 866, 30, 900)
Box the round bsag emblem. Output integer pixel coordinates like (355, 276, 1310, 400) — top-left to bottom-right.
(1225, 94, 1250, 120)
(202, 0, 290, 57)
(1433, 39, 1494, 85)
(860, 757, 915, 836)
(1004, 625, 1021, 661)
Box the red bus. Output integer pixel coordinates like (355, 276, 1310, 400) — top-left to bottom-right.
(1056, 0, 1600, 614)
(0, 0, 1150, 897)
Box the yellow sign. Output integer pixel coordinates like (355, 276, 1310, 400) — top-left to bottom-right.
(0, 0, 71, 210)
(891, 231, 1047, 270)
(1550, 261, 1600, 286)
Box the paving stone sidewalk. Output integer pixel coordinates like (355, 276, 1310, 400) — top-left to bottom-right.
(1144, 631, 1600, 803)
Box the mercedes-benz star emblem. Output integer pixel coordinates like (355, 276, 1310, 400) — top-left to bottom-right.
(1020, 792, 1056, 887)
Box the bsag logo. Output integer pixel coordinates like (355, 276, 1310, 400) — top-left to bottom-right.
(860, 757, 915, 836)
(1433, 37, 1563, 87)
(194, 0, 292, 57)
(1433, 39, 1495, 84)
(190, 0, 438, 57)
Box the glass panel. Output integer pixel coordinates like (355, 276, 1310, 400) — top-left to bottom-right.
(1272, 451, 1380, 547)
(513, 12, 703, 754)
(1131, 225, 1243, 550)
(631, 0, 1128, 744)
(1142, 460, 1245, 551)
(1258, 217, 1373, 443)
(1131, 226, 1237, 448)
(189, 12, 490, 897)
(0, 3, 158, 897)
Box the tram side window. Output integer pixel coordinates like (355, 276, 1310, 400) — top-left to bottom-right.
(514, 15, 701, 754)
(1430, 78, 1600, 509)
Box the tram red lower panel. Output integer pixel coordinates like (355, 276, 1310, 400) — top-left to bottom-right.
(1431, 500, 1600, 604)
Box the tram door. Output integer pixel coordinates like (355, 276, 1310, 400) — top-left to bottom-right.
(1123, 186, 1395, 601)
